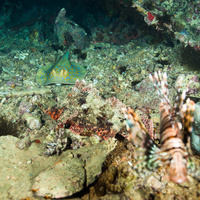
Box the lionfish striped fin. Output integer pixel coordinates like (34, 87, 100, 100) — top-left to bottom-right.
(122, 107, 149, 146)
(182, 98, 195, 134)
(123, 107, 157, 171)
(173, 76, 195, 135)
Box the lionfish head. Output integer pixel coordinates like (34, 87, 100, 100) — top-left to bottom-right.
(168, 151, 187, 184)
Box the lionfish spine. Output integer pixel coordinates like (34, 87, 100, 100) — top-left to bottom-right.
(149, 71, 170, 105)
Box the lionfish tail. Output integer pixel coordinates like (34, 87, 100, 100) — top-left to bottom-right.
(169, 151, 188, 184)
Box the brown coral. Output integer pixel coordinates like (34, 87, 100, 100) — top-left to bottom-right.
(96, 162, 136, 195)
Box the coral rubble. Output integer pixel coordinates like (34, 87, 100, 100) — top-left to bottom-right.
(0, 1, 199, 199)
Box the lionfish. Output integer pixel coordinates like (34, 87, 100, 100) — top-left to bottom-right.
(123, 71, 195, 183)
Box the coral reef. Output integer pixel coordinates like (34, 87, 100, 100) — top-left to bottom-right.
(44, 106, 64, 121)
(18, 101, 33, 115)
(132, 0, 200, 51)
(0, 1, 199, 199)
(42, 80, 127, 156)
(175, 74, 200, 95)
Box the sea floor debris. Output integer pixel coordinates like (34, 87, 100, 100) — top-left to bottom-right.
(0, 1, 200, 199)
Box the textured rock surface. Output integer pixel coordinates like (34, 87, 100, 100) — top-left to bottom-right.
(0, 135, 116, 199)
(32, 153, 85, 198)
(32, 138, 117, 198)
(81, 138, 117, 186)
(0, 135, 53, 199)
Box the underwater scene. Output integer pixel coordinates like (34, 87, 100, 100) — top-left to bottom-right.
(0, 0, 200, 199)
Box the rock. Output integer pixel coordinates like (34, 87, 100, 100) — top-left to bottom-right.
(15, 135, 31, 149)
(0, 135, 48, 199)
(83, 138, 117, 186)
(0, 134, 117, 199)
(175, 74, 200, 93)
(32, 153, 85, 198)
(22, 113, 42, 130)
(32, 138, 117, 198)
(54, 8, 88, 49)
(146, 173, 166, 191)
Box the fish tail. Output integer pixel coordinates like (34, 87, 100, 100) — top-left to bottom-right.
(168, 150, 188, 183)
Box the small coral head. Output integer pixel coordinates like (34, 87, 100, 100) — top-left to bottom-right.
(168, 151, 187, 184)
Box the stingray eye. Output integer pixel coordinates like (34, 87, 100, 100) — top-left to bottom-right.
(55, 97, 59, 102)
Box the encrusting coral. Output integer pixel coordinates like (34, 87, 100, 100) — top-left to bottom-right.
(96, 162, 136, 195)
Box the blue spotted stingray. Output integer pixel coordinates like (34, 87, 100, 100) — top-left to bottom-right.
(36, 52, 87, 85)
